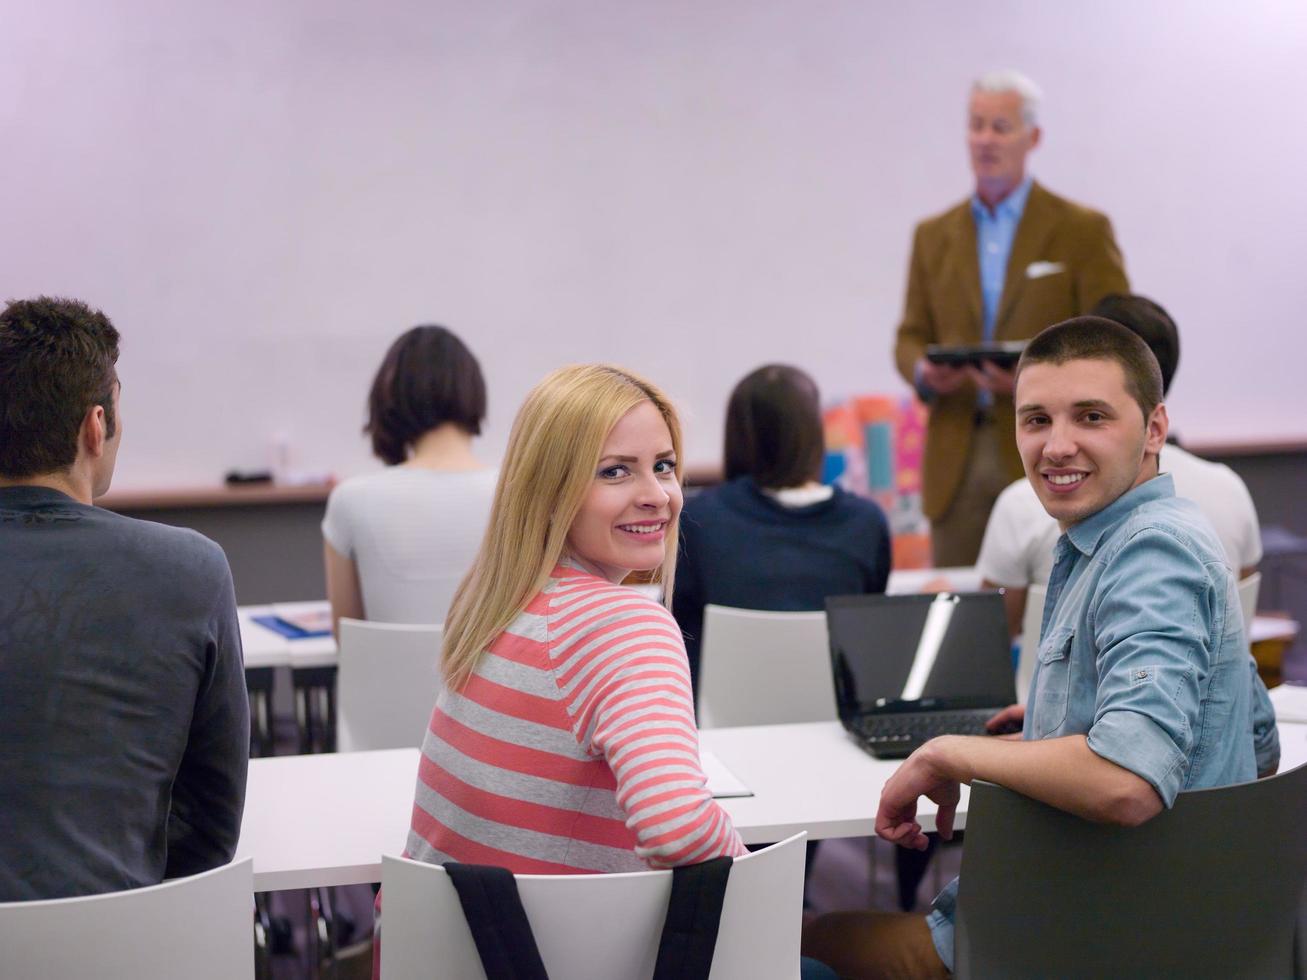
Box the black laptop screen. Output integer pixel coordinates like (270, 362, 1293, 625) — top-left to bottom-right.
(824, 592, 1015, 719)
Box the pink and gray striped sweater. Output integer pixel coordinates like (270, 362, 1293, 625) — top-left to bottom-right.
(404, 562, 745, 874)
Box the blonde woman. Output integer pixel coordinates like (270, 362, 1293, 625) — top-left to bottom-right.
(403, 364, 745, 873)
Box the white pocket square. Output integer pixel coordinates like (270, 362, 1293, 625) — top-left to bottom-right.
(1026, 260, 1066, 279)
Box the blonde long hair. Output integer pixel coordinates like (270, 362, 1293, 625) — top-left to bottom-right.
(441, 364, 683, 688)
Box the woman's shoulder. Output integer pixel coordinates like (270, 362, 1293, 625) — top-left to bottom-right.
(543, 568, 680, 641)
(827, 485, 889, 524)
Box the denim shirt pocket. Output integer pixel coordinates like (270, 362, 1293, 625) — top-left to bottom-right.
(1030, 627, 1074, 738)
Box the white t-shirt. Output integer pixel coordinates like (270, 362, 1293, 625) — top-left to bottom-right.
(321, 467, 498, 624)
(977, 445, 1262, 588)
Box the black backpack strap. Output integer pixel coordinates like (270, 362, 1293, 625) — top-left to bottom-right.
(652, 855, 734, 980)
(444, 863, 549, 980)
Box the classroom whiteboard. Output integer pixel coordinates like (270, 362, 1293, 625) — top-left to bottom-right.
(3, 0, 1305, 489)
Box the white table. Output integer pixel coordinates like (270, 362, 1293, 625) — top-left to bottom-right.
(237, 567, 994, 671)
(886, 566, 982, 595)
(704, 722, 959, 844)
(235, 719, 1307, 891)
(234, 725, 923, 891)
(239, 603, 340, 752)
(240, 602, 337, 670)
(236, 748, 420, 891)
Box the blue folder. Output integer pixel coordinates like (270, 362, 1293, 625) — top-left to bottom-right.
(251, 614, 332, 640)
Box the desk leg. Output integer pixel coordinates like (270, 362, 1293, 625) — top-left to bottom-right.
(244, 667, 276, 758)
(253, 892, 273, 980)
(292, 666, 339, 754)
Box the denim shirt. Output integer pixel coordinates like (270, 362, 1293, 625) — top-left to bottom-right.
(927, 474, 1280, 970)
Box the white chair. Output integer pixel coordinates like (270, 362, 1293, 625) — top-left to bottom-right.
(697, 605, 835, 728)
(1238, 570, 1261, 640)
(380, 833, 807, 980)
(0, 859, 254, 979)
(336, 618, 443, 752)
(1015, 583, 1047, 707)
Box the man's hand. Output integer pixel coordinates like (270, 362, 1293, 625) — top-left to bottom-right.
(986, 703, 1025, 737)
(875, 738, 962, 851)
(966, 360, 1016, 395)
(916, 357, 969, 396)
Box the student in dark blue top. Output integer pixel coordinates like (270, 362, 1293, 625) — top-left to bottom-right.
(673, 364, 892, 695)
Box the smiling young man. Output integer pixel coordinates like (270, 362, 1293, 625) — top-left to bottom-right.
(805, 316, 1279, 979)
(892, 70, 1130, 567)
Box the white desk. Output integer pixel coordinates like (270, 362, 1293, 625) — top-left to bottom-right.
(235, 720, 1307, 892)
(886, 566, 982, 595)
(236, 748, 420, 891)
(234, 723, 959, 891)
(240, 603, 337, 670)
(1269, 683, 1307, 724)
(237, 565, 991, 671)
(704, 722, 959, 844)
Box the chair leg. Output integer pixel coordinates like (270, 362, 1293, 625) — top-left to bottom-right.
(253, 892, 274, 980)
(309, 886, 336, 979)
(293, 667, 338, 754)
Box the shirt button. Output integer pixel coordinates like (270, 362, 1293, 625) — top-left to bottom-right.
(1136, 670, 1148, 680)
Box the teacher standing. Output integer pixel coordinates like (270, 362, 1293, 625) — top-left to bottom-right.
(893, 69, 1129, 566)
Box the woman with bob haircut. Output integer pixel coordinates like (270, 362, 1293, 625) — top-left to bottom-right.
(673, 363, 892, 692)
(322, 324, 496, 631)
(401, 363, 745, 874)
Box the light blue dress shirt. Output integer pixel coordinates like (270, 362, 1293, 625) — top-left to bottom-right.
(971, 176, 1033, 343)
(926, 474, 1280, 970)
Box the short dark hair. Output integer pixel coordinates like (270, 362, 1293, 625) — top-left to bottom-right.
(1091, 294, 1180, 396)
(724, 364, 825, 489)
(1017, 315, 1163, 420)
(0, 296, 120, 479)
(365, 325, 486, 465)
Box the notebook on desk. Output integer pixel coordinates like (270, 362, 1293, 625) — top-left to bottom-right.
(826, 592, 1016, 759)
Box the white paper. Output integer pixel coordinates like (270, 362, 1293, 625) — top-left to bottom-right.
(701, 748, 753, 799)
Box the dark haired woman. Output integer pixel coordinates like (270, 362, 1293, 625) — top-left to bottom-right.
(322, 325, 496, 631)
(673, 364, 891, 693)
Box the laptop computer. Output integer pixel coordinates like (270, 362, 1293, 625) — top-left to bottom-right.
(825, 591, 1016, 759)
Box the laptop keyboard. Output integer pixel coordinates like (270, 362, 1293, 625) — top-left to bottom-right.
(855, 709, 996, 758)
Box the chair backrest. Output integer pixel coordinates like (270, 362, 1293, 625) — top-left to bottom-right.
(337, 618, 443, 752)
(380, 833, 805, 980)
(698, 605, 835, 728)
(0, 858, 254, 980)
(954, 764, 1307, 979)
(1015, 583, 1047, 707)
(1238, 570, 1261, 638)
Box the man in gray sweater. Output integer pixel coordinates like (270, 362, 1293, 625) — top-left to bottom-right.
(0, 296, 249, 900)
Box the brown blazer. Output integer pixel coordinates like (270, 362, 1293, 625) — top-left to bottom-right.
(893, 182, 1129, 519)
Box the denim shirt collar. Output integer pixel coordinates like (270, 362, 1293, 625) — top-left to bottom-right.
(1062, 473, 1175, 558)
(970, 174, 1033, 222)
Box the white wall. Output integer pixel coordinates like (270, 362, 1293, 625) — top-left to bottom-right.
(3, 0, 1305, 488)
